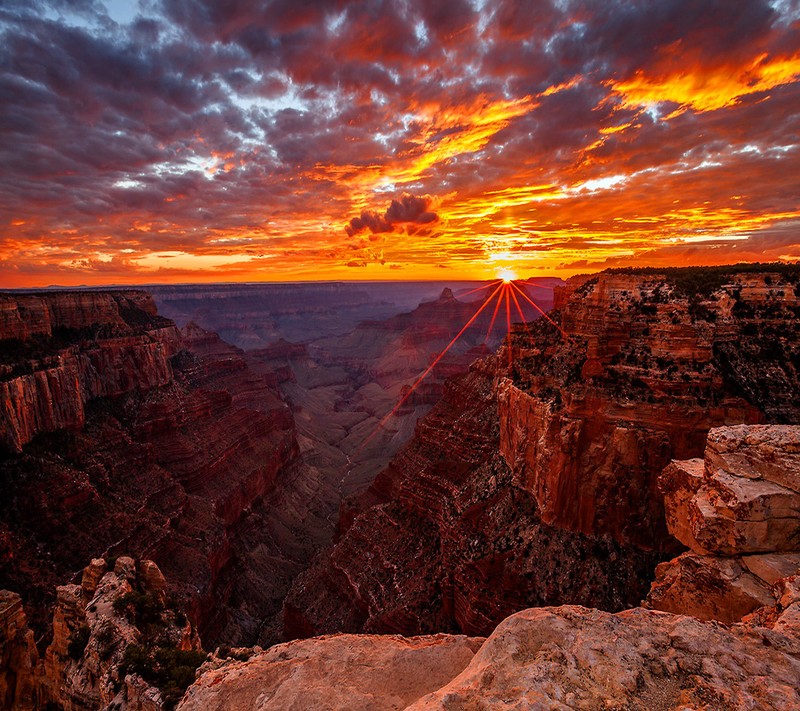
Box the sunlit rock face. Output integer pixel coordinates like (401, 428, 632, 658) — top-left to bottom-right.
(178, 602, 800, 711)
(179, 633, 484, 711)
(0, 292, 299, 647)
(285, 267, 800, 640)
(0, 291, 180, 453)
(648, 424, 800, 622)
(500, 268, 800, 548)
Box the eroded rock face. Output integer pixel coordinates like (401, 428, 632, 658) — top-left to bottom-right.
(179, 600, 800, 711)
(179, 634, 483, 711)
(0, 291, 180, 453)
(0, 294, 299, 646)
(410, 604, 800, 710)
(0, 590, 38, 709)
(649, 425, 800, 621)
(2, 558, 203, 711)
(499, 270, 800, 548)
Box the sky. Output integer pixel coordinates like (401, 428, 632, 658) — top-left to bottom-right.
(1, 0, 800, 286)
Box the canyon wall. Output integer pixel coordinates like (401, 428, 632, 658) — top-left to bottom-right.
(0, 292, 300, 647)
(285, 267, 800, 639)
(497, 269, 800, 546)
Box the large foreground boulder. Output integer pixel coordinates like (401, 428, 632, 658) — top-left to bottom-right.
(179, 601, 800, 710)
(651, 425, 800, 621)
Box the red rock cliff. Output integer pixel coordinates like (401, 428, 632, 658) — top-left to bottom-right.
(284, 266, 800, 640)
(0, 291, 180, 453)
(500, 268, 800, 547)
(0, 292, 300, 648)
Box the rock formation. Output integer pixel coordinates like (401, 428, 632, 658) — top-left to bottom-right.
(648, 424, 800, 622)
(0, 590, 38, 709)
(179, 598, 800, 710)
(2, 557, 205, 710)
(179, 634, 484, 711)
(286, 266, 800, 639)
(0, 292, 299, 646)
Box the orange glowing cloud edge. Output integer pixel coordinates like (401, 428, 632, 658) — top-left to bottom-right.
(3, 60, 800, 288)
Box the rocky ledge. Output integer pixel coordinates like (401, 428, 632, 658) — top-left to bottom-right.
(178, 597, 800, 710)
(648, 424, 800, 622)
(180, 423, 800, 710)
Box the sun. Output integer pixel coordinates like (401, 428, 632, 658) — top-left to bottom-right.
(497, 267, 518, 283)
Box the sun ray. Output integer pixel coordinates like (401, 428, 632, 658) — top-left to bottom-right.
(508, 284, 535, 339)
(510, 281, 572, 340)
(484, 283, 504, 343)
(505, 286, 512, 368)
(460, 279, 503, 298)
(356, 281, 505, 454)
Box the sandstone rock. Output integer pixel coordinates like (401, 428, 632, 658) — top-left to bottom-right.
(410, 605, 800, 710)
(658, 458, 705, 552)
(114, 556, 137, 581)
(140, 560, 167, 602)
(705, 425, 800, 493)
(776, 574, 800, 609)
(688, 469, 800, 554)
(180, 604, 800, 710)
(653, 426, 800, 623)
(646, 553, 775, 623)
(179, 633, 483, 711)
(80, 558, 107, 597)
(0, 590, 38, 709)
(742, 553, 800, 585)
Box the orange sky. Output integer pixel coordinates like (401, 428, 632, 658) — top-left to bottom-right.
(1, 0, 799, 286)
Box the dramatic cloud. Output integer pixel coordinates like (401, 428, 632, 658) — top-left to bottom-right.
(0, 0, 799, 285)
(345, 193, 439, 237)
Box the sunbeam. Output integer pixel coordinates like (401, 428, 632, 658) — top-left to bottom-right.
(510, 280, 572, 341)
(356, 281, 505, 454)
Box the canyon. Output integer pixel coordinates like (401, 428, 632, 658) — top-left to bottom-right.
(3, 424, 799, 710)
(0, 283, 552, 652)
(2, 265, 800, 709)
(286, 266, 800, 639)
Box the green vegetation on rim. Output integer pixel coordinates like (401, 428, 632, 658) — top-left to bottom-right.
(606, 262, 800, 298)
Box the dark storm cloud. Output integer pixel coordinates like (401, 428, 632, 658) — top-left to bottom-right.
(345, 194, 439, 237)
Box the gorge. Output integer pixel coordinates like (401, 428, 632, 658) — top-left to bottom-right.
(2, 265, 800, 709)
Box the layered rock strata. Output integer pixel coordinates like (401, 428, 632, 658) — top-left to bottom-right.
(0, 291, 180, 453)
(500, 269, 800, 547)
(648, 425, 800, 622)
(0, 293, 299, 646)
(286, 267, 800, 639)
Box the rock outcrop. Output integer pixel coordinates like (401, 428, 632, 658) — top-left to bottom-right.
(285, 266, 800, 640)
(179, 600, 800, 710)
(2, 558, 205, 710)
(0, 292, 299, 647)
(179, 634, 483, 711)
(0, 291, 180, 453)
(0, 590, 38, 709)
(648, 424, 800, 622)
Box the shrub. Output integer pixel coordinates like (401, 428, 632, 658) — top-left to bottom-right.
(112, 591, 164, 626)
(121, 644, 207, 709)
